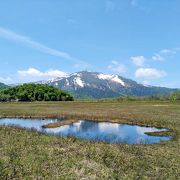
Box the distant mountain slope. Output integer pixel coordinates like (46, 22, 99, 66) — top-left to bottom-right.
(0, 83, 8, 90)
(37, 71, 177, 99)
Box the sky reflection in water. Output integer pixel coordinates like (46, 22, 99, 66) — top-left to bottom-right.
(0, 118, 171, 144)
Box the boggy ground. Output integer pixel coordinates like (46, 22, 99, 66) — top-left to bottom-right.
(0, 101, 180, 179)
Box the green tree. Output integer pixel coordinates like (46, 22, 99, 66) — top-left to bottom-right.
(170, 91, 180, 102)
(0, 84, 74, 102)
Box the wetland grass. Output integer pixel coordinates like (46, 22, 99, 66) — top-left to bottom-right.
(0, 101, 179, 179)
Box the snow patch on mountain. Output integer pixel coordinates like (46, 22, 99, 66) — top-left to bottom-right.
(98, 74, 125, 86)
(73, 77, 85, 87)
(47, 77, 64, 84)
(66, 79, 69, 86)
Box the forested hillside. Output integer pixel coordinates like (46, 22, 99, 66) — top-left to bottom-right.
(0, 84, 74, 102)
(0, 83, 8, 90)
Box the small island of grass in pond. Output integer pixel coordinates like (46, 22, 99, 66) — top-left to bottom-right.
(0, 118, 171, 144)
(0, 84, 74, 102)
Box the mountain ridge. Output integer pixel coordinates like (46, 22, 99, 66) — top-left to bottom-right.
(5, 71, 178, 99)
(39, 71, 177, 99)
(0, 82, 9, 90)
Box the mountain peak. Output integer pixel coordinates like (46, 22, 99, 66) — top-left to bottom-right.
(39, 71, 176, 99)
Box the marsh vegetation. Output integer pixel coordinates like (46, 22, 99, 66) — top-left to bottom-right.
(0, 101, 179, 179)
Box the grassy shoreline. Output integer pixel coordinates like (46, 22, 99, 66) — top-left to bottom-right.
(0, 101, 180, 179)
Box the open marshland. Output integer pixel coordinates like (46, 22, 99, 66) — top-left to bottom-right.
(0, 101, 180, 179)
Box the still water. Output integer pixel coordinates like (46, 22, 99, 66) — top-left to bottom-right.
(0, 118, 171, 144)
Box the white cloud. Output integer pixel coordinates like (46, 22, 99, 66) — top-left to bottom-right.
(152, 54, 164, 61)
(152, 48, 178, 61)
(142, 80, 150, 86)
(0, 77, 13, 84)
(160, 49, 176, 54)
(135, 68, 167, 79)
(131, 56, 145, 67)
(108, 61, 127, 73)
(0, 27, 82, 63)
(18, 68, 67, 78)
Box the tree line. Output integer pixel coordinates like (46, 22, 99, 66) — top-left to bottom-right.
(94, 91, 180, 102)
(0, 84, 74, 102)
(114, 91, 180, 102)
(0, 83, 8, 90)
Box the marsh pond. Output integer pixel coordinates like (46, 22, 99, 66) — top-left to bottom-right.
(0, 118, 171, 144)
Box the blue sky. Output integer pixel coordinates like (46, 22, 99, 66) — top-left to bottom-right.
(0, 0, 180, 88)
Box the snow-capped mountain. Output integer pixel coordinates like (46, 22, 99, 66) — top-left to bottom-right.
(36, 71, 176, 98)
